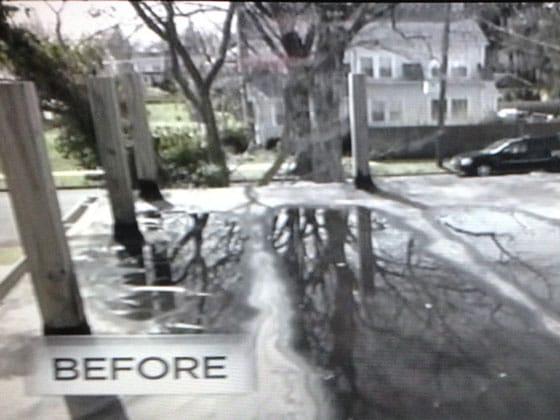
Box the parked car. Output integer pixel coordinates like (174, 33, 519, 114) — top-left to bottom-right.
(497, 108, 529, 122)
(445, 134, 560, 176)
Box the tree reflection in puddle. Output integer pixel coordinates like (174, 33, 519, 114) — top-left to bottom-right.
(271, 206, 560, 420)
(75, 209, 254, 334)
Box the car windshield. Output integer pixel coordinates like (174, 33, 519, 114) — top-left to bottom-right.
(482, 138, 515, 153)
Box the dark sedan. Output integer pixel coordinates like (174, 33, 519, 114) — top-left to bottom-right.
(445, 134, 560, 176)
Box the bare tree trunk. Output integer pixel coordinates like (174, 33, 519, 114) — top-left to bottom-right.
(199, 92, 230, 186)
(284, 68, 313, 177)
(310, 71, 345, 183)
(436, 3, 451, 167)
(310, 31, 346, 183)
(236, 8, 255, 150)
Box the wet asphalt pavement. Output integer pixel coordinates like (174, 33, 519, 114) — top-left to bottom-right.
(2, 172, 560, 419)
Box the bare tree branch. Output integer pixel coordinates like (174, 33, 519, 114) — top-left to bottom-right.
(172, 3, 224, 18)
(205, 2, 236, 87)
(390, 7, 435, 59)
(44, 0, 66, 47)
(243, 4, 284, 59)
(348, 3, 396, 38)
(479, 16, 560, 54)
(129, 1, 166, 39)
(161, 1, 206, 90)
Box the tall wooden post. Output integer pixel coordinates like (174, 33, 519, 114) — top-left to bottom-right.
(87, 76, 144, 256)
(120, 71, 164, 201)
(348, 73, 376, 192)
(0, 82, 90, 335)
(0, 80, 130, 420)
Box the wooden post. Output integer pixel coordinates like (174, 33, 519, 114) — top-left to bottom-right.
(87, 76, 144, 256)
(120, 71, 164, 201)
(0, 82, 90, 335)
(0, 81, 130, 420)
(348, 73, 376, 192)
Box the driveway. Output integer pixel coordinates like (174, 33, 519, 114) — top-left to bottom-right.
(2, 174, 560, 419)
(378, 171, 560, 220)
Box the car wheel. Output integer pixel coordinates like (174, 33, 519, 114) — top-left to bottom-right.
(476, 164, 491, 176)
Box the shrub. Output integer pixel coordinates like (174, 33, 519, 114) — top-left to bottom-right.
(221, 127, 251, 154)
(154, 128, 227, 187)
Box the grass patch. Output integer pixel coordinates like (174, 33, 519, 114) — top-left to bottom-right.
(0, 127, 80, 174)
(0, 174, 101, 190)
(147, 102, 192, 125)
(369, 159, 445, 176)
(341, 158, 445, 176)
(0, 246, 22, 265)
(45, 129, 81, 171)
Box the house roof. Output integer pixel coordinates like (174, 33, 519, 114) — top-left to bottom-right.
(392, 3, 468, 21)
(351, 19, 487, 61)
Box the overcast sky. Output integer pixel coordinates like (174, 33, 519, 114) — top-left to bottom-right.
(9, 1, 230, 47)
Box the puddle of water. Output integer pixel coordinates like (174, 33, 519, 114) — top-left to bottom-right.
(271, 205, 560, 420)
(64, 201, 560, 419)
(68, 205, 333, 418)
(72, 209, 253, 335)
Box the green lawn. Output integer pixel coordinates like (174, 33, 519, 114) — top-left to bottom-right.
(44, 129, 81, 171)
(0, 128, 81, 174)
(369, 159, 445, 176)
(1, 100, 444, 188)
(147, 102, 191, 125)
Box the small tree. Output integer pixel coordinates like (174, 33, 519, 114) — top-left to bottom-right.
(130, 1, 237, 186)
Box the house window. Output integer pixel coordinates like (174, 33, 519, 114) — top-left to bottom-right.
(451, 99, 468, 119)
(402, 63, 424, 80)
(379, 56, 392, 78)
(388, 101, 402, 122)
(431, 99, 447, 121)
(359, 57, 374, 77)
(450, 64, 468, 77)
(370, 100, 385, 122)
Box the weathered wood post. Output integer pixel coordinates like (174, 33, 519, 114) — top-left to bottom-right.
(0, 81, 129, 419)
(0, 81, 90, 335)
(348, 73, 377, 192)
(87, 76, 144, 256)
(120, 71, 164, 202)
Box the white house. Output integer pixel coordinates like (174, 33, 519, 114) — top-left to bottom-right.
(245, 16, 501, 145)
(345, 18, 500, 127)
(103, 52, 168, 86)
